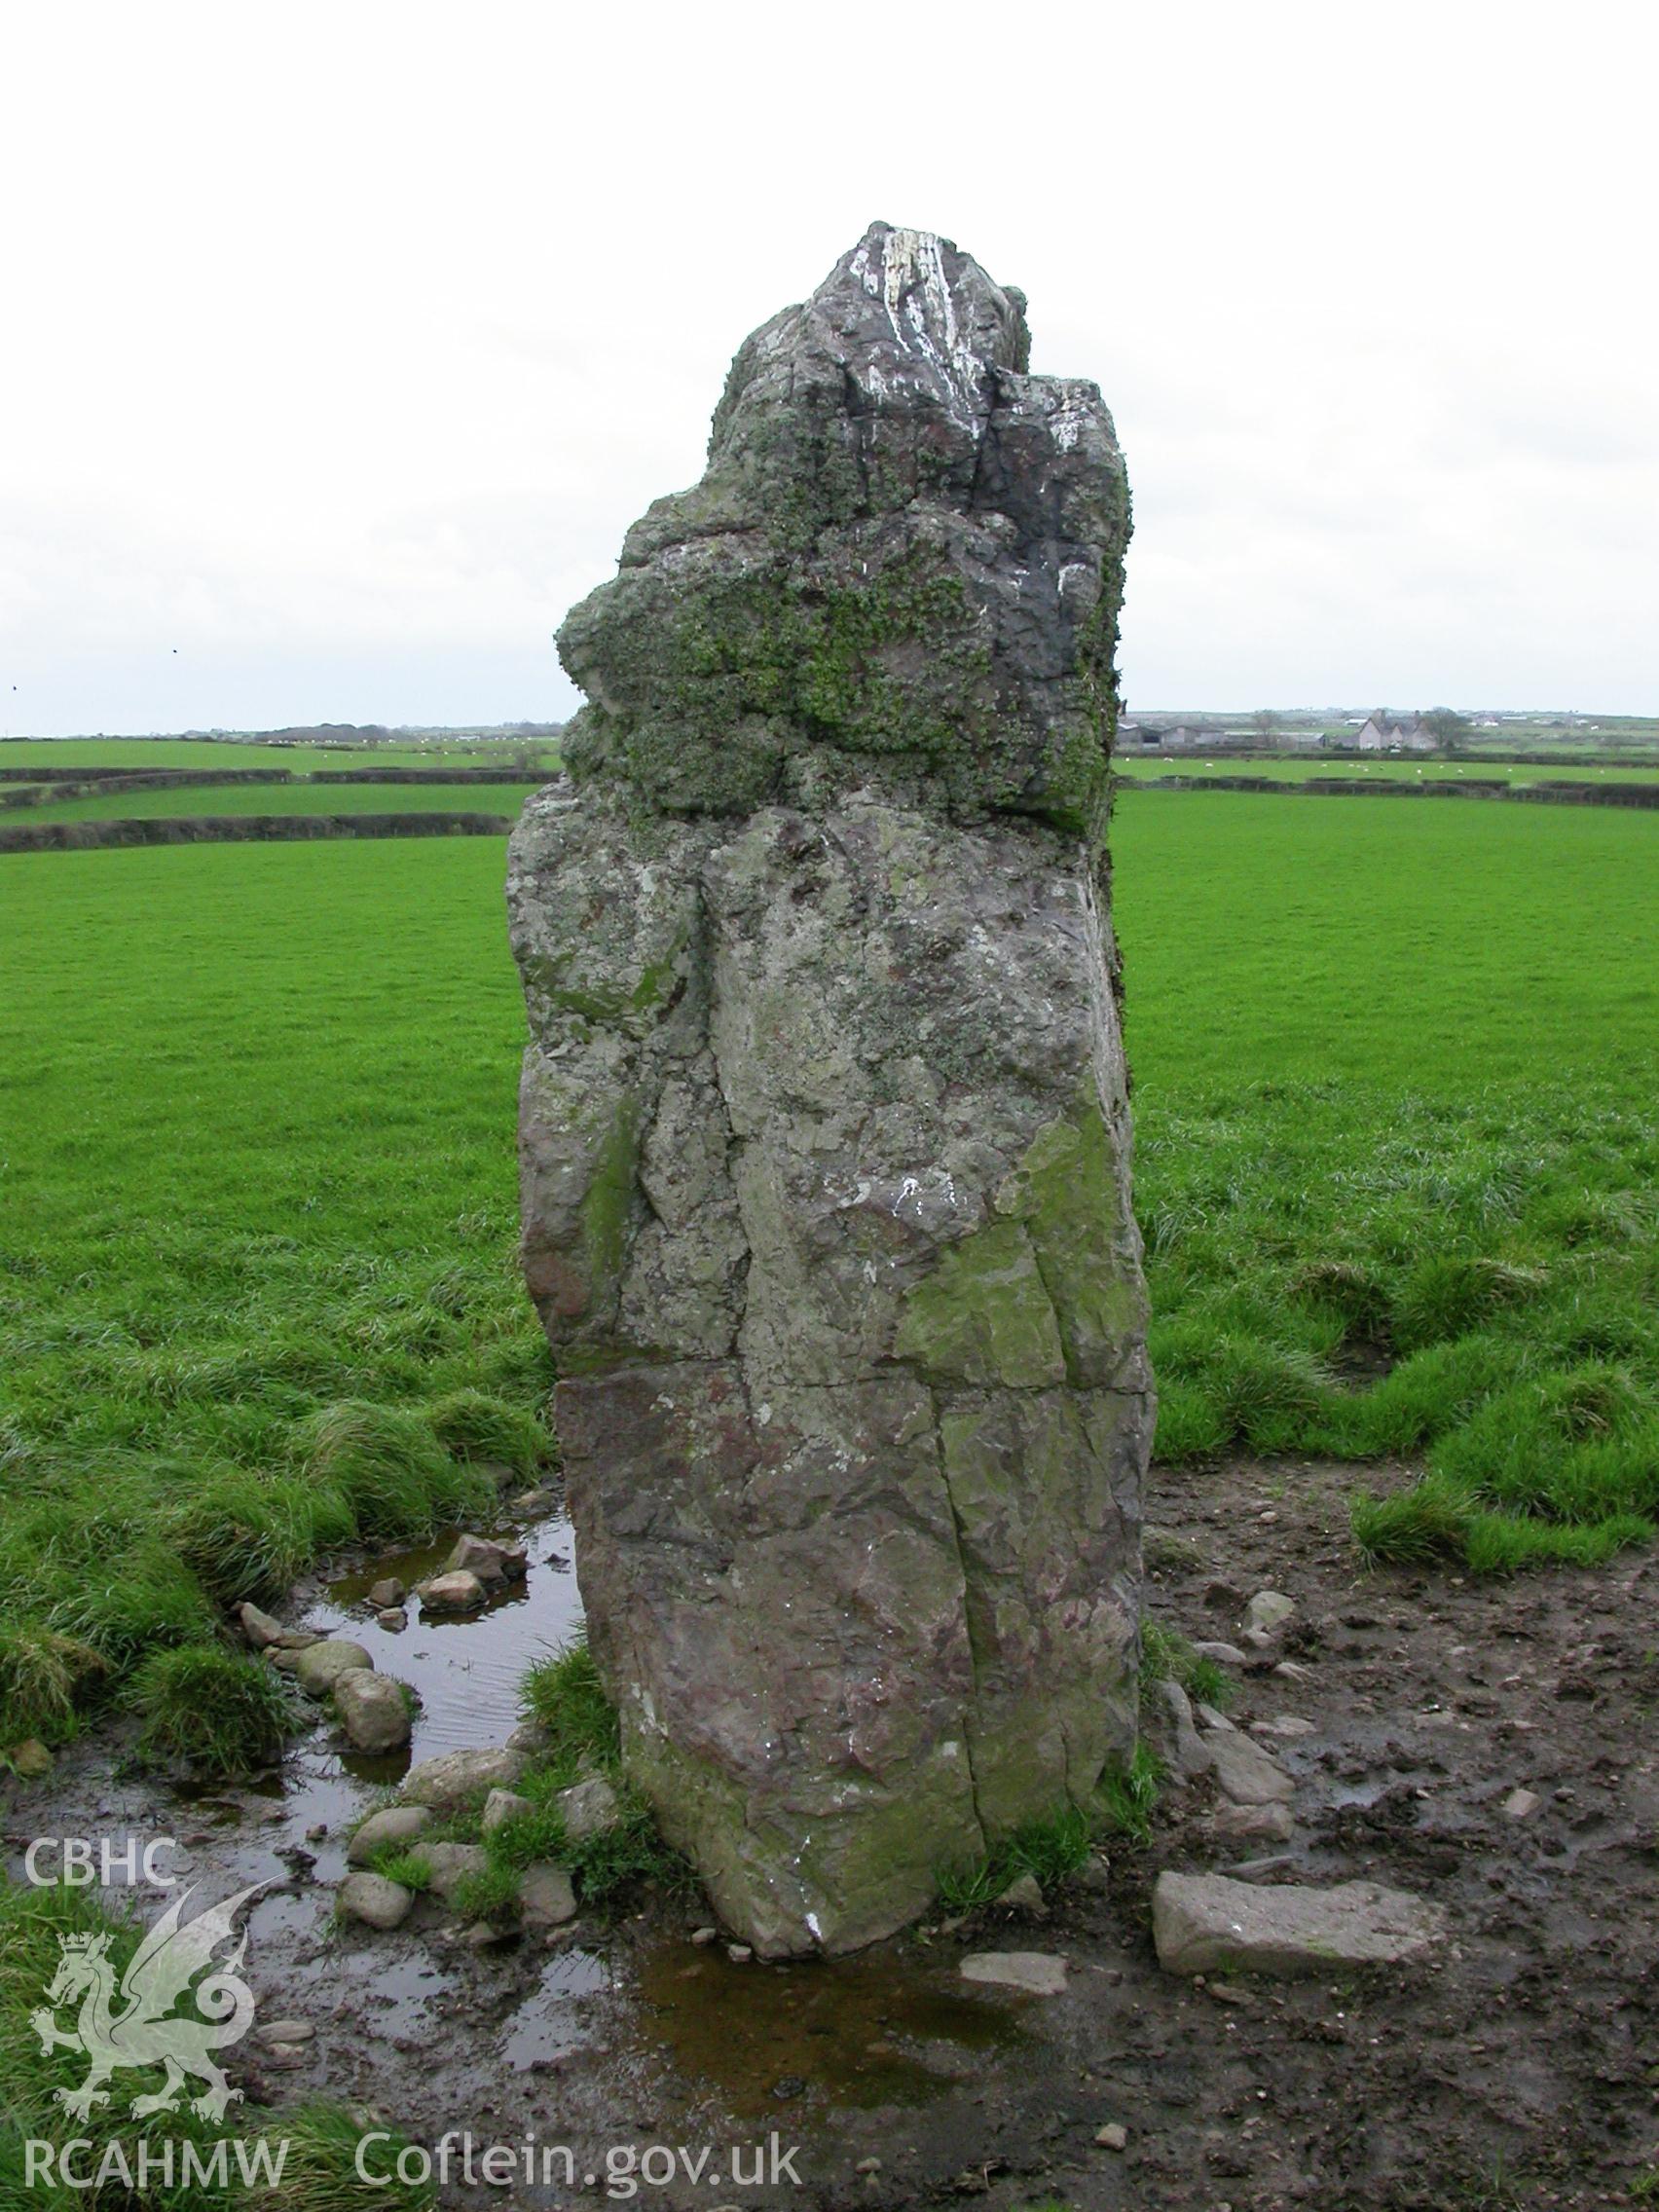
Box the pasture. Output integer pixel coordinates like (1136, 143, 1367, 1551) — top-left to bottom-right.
(0, 736, 561, 774)
(1, 790, 1655, 1747)
(16, 779, 545, 824)
(1114, 753, 1659, 785)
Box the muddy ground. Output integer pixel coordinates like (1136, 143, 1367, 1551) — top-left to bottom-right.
(8, 1459, 1657, 2210)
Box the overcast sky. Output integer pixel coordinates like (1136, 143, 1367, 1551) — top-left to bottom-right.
(3, 1, 1653, 737)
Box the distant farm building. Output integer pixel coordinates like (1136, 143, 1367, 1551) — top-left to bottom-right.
(1356, 713, 1436, 753)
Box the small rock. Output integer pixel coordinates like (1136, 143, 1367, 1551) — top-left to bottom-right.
(1502, 1788, 1541, 1821)
(238, 1601, 315, 1651)
(1244, 1590, 1295, 1637)
(443, 1533, 528, 1585)
(1191, 1641, 1248, 1667)
(1204, 1728, 1295, 1807)
(259, 2019, 315, 2046)
(347, 1806, 433, 1866)
(421, 1842, 492, 1903)
(8, 1739, 53, 1779)
(376, 1608, 408, 1633)
(481, 1788, 534, 1834)
(1074, 1856, 1112, 1893)
(1252, 1715, 1314, 1739)
(306, 1823, 327, 1842)
(1273, 1659, 1313, 1682)
(727, 1944, 754, 1963)
(557, 1775, 621, 1841)
(1197, 1702, 1236, 1732)
(1154, 1677, 1195, 1728)
(519, 1863, 577, 1928)
(1094, 2122, 1127, 2152)
(1207, 1801, 1295, 1844)
(267, 1648, 302, 1673)
(1153, 1872, 1446, 1976)
(400, 1747, 527, 1810)
(995, 1872, 1047, 1915)
(959, 1951, 1068, 1997)
(690, 1925, 719, 1946)
(1220, 1854, 1300, 1883)
(293, 1640, 375, 1697)
(506, 1721, 549, 1754)
(1153, 1675, 1213, 1776)
(333, 1670, 412, 1755)
(855, 2157, 882, 2174)
(366, 1577, 406, 1609)
(1203, 1981, 1255, 2007)
(511, 1488, 554, 1512)
(238, 1602, 287, 1650)
(339, 1872, 414, 1931)
(462, 1920, 514, 1949)
(418, 1570, 487, 1614)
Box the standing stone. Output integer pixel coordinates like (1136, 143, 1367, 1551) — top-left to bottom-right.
(509, 223, 1152, 1957)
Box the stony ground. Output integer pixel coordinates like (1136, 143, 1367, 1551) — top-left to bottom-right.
(7, 1458, 1656, 2210)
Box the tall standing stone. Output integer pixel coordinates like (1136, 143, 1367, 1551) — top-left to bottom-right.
(508, 224, 1152, 1956)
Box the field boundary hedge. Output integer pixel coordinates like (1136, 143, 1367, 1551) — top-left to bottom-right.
(0, 811, 516, 853)
(1124, 774, 1659, 810)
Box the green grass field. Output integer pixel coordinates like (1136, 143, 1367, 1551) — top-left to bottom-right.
(17, 780, 545, 824)
(1115, 754, 1659, 785)
(1, 790, 1655, 1751)
(0, 736, 560, 774)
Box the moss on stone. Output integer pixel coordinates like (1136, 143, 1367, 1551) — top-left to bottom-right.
(895, 1219, 1066, 1388)
(578, 1100, 641, 1309)
(996, 1105, 1147, 1387)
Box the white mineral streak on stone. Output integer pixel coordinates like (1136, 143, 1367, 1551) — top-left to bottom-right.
(874, 227, 984, 430)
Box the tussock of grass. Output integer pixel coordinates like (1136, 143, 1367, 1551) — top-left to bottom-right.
(299, 1401, 494, 1538)
(131, 1645, 306, 1775)
(242, 2102, 436, 2210)
(1392, 1256, 1546, 1352)
(1351, 1477, 1475, 1567)
(0, 1626, 101, 1744)
(426, 1385, 551, 1475)
(451, 1862, 524, 1924)
(480, 1793, 571, 1871)
(936, 1798, 1115, 1913)
(520, 1637, 619, 1767)
(561, 1788, 692, 1905)
(1138, 1617, 1233, 1711)
(366, 1848, 434, 1893)
(1095, 1745, 1163, 1845)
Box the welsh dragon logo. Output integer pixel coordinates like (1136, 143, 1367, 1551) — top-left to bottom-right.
(30, 1883, 262, 2121)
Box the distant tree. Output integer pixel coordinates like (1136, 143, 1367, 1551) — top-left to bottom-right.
(1251, 709, 1281, 743)
(1423, 708, 1471, 753)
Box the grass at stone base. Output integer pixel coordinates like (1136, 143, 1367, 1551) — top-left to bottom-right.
(0, 1881, 433, 2212)
(355, 1639, 691, 1926)
(934, 1745, 1165, 1915)
(1138, 1618, 1233, 1714)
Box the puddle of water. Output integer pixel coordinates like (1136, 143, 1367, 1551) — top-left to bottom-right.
(501, 1949, 617, 2069)
(311, 1511, 585, 1773)
(33, 1505, 1034, 2136)
(627, 1944, 1028, 2116)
